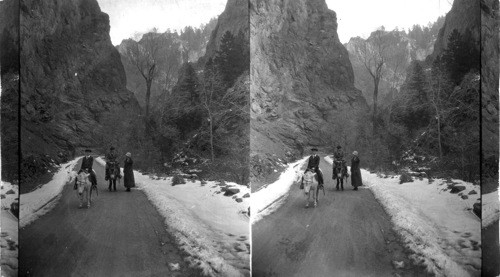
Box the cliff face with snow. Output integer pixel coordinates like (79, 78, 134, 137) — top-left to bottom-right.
(250, 0, 368, 181)
(20, 0, 141, 180)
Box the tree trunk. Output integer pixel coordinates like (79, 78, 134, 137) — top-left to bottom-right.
(372, 77, 380, 133)
(437, 114, 443, 159)
(209, 114, 214, 162)
(145, 79, 152, 119)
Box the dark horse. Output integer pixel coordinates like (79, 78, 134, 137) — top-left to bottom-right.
(332, 159, 348, 191)
(107, 161, 121, 191)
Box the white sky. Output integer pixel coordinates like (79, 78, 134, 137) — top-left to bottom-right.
(97, 0, 226, 45)
(97, 0, 453, 45)
(326, 0, 453, 43)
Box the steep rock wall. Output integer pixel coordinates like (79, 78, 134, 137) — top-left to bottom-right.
(20, 0, 141, 162)
(250, 0, 368, 162)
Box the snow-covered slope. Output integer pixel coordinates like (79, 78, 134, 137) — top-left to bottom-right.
(483, 190, 500, 228)
(251, 157, 308, 223)
(1, 181, 18, 276)
(19, 158, 80, 228)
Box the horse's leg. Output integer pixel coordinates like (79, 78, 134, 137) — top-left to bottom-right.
(113, 179, 117, 191)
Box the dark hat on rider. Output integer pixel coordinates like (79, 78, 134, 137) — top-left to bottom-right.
(337, 145, 342, 149)
(84, 149, 92, 153)
(110, 146, 115, 150)
(311, 148, 318, 151)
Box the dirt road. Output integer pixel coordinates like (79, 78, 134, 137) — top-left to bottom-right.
(252, 156, 430, 277)
(20, 159, 199, 277)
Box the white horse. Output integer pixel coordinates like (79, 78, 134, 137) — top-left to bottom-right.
(302, 169, 319, 208)
(76, 170, 92, 208)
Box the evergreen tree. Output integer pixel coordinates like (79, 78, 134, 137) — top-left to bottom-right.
(442, 29, 480, 84)
(214, 30, 248, 87)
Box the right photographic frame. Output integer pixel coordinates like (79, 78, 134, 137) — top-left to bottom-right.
(250, 0, 498, 276)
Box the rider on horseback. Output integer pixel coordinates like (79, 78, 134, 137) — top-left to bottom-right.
(333, 145, 349, 190)
(80, 149, 97, 187)
(105, 146, 118, 181)
(307, 148, 324, 188)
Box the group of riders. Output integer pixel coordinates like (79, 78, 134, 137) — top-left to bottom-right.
(75, 147, 135, 208)
(301, 146, 363, 208)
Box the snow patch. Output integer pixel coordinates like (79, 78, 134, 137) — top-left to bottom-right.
(1, 181, 18, 276)
(19, 157, 80, 228)
(483, 190, 500, 228)
(251, 157, 308, 223)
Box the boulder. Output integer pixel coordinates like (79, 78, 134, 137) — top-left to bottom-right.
(450, 186, 466, 194)
(224, 187, 240, 196)
(473, 202, 481, 217)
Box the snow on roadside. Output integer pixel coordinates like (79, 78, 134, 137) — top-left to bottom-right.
(251, 157, 308, 223)
(96, 157, 251, 276)
(20, 157, 80, 228)
(325, 156, 481, 277)
(1, 181, 18, 277)
(483, 190, 500, 228)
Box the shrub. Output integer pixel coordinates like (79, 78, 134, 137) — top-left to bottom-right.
(399, 173, 413, 184)
(172, 175, 185, 186)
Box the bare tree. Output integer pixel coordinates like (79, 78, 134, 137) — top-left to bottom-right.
(352, 30, 408, 131)
(125, 29, 162, 119)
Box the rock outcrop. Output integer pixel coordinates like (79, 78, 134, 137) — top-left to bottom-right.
(250, 0, 368, 171)
(204, 0, 249, 60)
(20, 0, 141, 178)
(0, 0, 20, 182)
(431, 0, 480, 58)
(481, 0, 499, 188)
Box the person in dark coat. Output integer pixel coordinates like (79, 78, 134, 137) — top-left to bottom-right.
(105, 146, 118, 180)
(306, 148, 324, 186)
(123, 152, 135, 192)
(80, 149, 96, 186)
(350, 151, 363, 190)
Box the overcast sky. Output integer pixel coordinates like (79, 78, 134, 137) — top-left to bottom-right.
(97, 0, 453, 46)
(97, 0, 226, 45)
(327, 0, 453, 43)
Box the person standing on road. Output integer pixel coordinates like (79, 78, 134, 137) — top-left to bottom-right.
(123, 152, 135, 192)
(351, 151, 363, 190)
(105, 146, 118, 180)
(306, 148, 324, 187)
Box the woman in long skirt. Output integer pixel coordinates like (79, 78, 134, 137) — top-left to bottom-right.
(123, 152, 135, 192)
(350, 151, 363, 190)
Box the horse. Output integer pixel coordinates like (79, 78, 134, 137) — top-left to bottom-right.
(302, 168, 320, 208)
(76, 170, 92, 208)
(332, 159, 348, 191)
(107, 161, 121, 191)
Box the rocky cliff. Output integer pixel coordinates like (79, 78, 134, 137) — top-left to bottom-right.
(204, 0, 249, 60)
(481, 0, 499, 189)
(432, 0, 480, 58)
(250, 0, 368, 181)
(20, 0, 141, 180)
(1, 0, 20, 182)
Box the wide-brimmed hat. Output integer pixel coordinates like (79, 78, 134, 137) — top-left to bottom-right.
(311, 148, 318, 151)
(84, 149, 92, 153)
(337, 145, 342, 149)
(110, 146, 115, 150)
(126, 152, 131, 157)
(353, 151, 358, 156)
